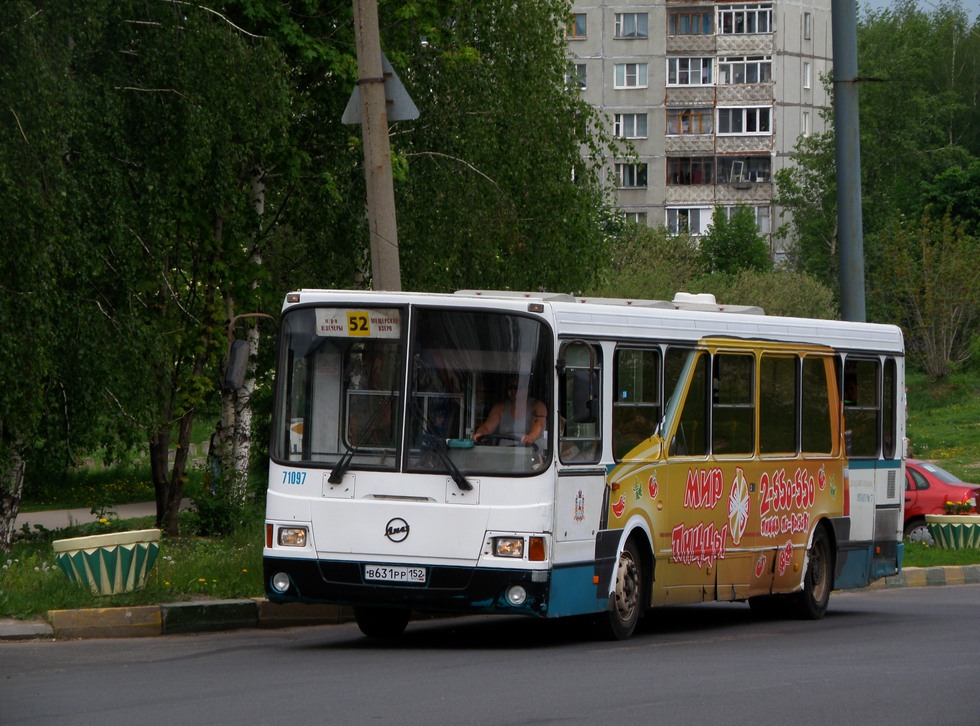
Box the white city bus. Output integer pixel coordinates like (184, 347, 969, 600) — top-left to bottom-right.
(263, 289, 905, 639)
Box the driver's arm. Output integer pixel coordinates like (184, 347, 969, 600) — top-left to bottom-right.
(472, 403, 502, 441)
(522, 399, 547, 444)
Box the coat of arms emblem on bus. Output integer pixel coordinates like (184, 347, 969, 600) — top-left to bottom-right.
(574, 490, 585, 522)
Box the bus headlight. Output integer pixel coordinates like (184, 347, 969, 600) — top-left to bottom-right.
(493, 537, 525, 558)
(277, 526, 308, 547)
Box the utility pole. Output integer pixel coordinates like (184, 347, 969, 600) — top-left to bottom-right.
(832, 0, 866, 322)
(352, 0, 402, 291)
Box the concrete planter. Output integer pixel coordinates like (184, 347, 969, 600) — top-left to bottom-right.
(925, 515, 980, 550)
(53, 529, 162, 595)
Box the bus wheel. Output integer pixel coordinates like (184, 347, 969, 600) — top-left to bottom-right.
(354, 606, 411, 638)
(793, 527, 832, 620)
(602, 541, 643, 640)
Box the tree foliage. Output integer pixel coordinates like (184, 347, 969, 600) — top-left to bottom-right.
(0, 0, 619, 544)
(775, 1, 980, 375)
(698, 206, 772, 275)
(880, 213, 980, 378)
(591, 224, 703, 301)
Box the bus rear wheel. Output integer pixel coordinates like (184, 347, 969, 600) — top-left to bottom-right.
(601, 541, 643, 640)
(793, 526, 832, 620)
(354, 606, 411, 638)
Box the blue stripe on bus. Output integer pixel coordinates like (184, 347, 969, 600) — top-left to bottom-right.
(848, 458, 902, 471)
(548, 563, 606, 618)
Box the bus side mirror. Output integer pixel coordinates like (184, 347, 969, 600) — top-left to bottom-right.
(224, 339, 249, 390)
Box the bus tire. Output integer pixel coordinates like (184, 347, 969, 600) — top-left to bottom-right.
(793, 526, 833, 620)
(354, 606, 411, 638)
(601, 540, 643, 640)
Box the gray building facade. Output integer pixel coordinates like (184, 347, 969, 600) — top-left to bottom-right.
(568, 0, 833, 258)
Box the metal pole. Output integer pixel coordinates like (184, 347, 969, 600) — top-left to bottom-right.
(352, 0, 402, 291)
(832, 0, 866, 322)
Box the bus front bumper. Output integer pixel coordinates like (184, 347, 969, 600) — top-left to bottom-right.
(263, 556, 551, 617)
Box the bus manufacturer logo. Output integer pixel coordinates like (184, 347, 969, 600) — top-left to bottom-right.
(384, 517, 410, 543)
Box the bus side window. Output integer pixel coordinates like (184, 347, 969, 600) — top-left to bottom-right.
(801, 356, 835, 455)
(882, 357, 897, 459)
(711, 353, 754, 455)
(760, 354, 798, 455)
(843, 357, 880, 457)
(669, 351, 709, 457)
(560, 342, 602, 463)
(613, 347, 662, 460)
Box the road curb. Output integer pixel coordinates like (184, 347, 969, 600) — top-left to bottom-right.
(2, 567, 977, 641)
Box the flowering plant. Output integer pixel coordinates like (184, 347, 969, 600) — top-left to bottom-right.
(943, 496, 975, 515)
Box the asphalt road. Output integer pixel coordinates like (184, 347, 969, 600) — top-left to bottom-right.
(2, 585, 979, 725)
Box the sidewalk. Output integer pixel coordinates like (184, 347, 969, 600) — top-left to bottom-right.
(14, 500, 186, 533)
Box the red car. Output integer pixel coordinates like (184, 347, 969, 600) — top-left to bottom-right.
(904, 459, 980, 543)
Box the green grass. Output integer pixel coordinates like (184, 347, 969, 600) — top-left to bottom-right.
(905, 369, 980, 482)
(0, 512, 264, 620)
(903, 541, 980, 568)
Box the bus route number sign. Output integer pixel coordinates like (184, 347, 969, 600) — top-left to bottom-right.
(363, 565, 427, 584)
(314, 308, 401, 339)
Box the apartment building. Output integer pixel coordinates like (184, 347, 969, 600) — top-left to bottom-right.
(567, 1, 832, 258)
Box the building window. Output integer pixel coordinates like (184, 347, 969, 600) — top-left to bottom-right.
(718, 55, 772, 84)
(803, 62, 811, 89)
(615, 12, 648, 39)
(667, 57, 713, 86)
(718, 106, 772, 135)
(667, 107, 713, 135)
(803, 110, 811, 137)
(717, 155, 772, 183)
(668, 8, 714, 35)
(566, 63, 587, 90)
(723, 205, 771, 234)
(623, 211, 648, 225)
(668, 157, 714, 185)
(616, 163, 648, 188)
(615, 63, 649, 89)
(667, 207, 713, 235)
(803, 12, 812, 40)
(567, 13, 587, 39)
(718, 4, 773, 35)
(614, 113, 648, 139)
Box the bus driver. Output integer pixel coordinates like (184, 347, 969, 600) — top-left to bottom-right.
(472, 377, 546, 446)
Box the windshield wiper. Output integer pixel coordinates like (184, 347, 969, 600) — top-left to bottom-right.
(410, 403, 472, 491)
(328, 395, 392, 484)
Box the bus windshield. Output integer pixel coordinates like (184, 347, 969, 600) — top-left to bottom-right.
(271, 304, 553, 475)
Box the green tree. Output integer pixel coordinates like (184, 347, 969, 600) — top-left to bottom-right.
(590, 223, 704, 301)
(698, 269, 837, 319)
(774, 127, 839, 288)
(392, 0, 617, 293)
(776, 1, 980, 329)
(698, 206, 772, 275)
(0, 3, 77, 549)
(880, 213, 980, 378)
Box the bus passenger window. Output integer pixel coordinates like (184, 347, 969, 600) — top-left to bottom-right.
(613, 348, 662, 460)
(560, 342, 602, 463)
(843, 358, 880, 457)
(882, 358, 897, 459)
(801, 356, 834, 454)
(669, 351, 709, 457)
(760, 355, 798, 454)
(711, 353, 754, 455)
